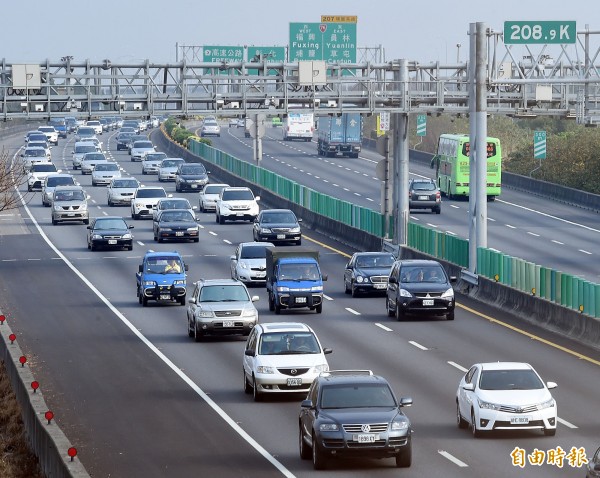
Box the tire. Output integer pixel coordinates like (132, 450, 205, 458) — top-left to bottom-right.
(179, 295, 186, 306)
(351, 282, 359, 297)
(471, 410, 482, 438)
(107, 199, 112, 207)
(187, 318, 194, 338)
(457, 401, 468, 429)
(395, 441, 412, 468)
(243, 370, 252, 394)
(433, 206, 441, 214)
(127, 245, 133, 251)
(199, 203, 205, 213)
(142, 170, 147, 175)
(252, 376, 263, 402)
(312, 433, 327, 470)
(219, 214, 225, 224)
(447, 310, 455, 321)
(396, 305, 405, 321)
(316, 303, 322, 314)
(544, 427, 556, 436)
(142, 295, 148, 307)
(52, 217, 57, 225)
(193, 238, 199, 243)
(138, 288, 142, 304)
(175, 184, 180, 192)
(299, 426, 310, 460)
(268, 293, 274, 311)
(275, 302, 281, 315)
(386, 297, 394, 317)
(27, 185, 32, 192)
(296, 238, 302, 246)
(87, 241, 91, 250)
(193, 321, 203, 342)
(90, 242, 95, 251)
(344, 277, 350, 294)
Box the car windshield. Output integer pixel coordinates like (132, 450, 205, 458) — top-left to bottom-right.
(77, 127, 95, 135)
(222, 190, 254, 200)
(25, 149, 46, 157)
(356, 254, 395, 268)
(117, 133, 134, 139)
(199, 285, 250, 302)
(28, 135, 47, 142)
(162, 160, 183, 168)
(94, 163, 118, 171)
(180, 165, 205, 174)
(134, 141, 153, 148)
(145, 153, 167, 161)
(136, 189, 166, 198)
(83, 154, 106, 162)
(204, 185, 227, 195)
(113, 179, 138, 188)
(94, 219, 127, 230)
(279, 263, 320, 281)
(39, 127, 54, 133)
(240, 246, 268, 259)
(28, 142, 48, 149)
(400, 265, 445, 283)
(47, 177, 75, 187)
(31, 164, 57, 172)
(161, 211, 194, 222)
(54, 190, 85, 201)
(320, 384, 397, 409)
(412, 182, 436, 191)
(159, 200, 190, 210)
(479, 369, 544, 391)
(261, 212, 296, 224)
(75, 146, 97, 153)
(259, 332, 320, 355)
(145, 257, 183, 274)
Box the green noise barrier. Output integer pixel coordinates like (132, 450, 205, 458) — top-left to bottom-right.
(188, 139, 600, 319)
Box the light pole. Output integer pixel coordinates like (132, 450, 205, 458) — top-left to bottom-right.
(456, 43, 461, 63)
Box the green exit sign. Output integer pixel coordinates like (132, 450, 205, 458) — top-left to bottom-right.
(504, 21, 576, 44)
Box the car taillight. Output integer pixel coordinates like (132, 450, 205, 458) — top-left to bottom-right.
(436, 191, 441, 200)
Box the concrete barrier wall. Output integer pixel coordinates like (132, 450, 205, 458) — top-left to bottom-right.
(0, 314, 90, 477)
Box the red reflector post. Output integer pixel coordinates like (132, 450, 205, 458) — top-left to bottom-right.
(67, 447, 77, 461)
(45, 411, 54, 424)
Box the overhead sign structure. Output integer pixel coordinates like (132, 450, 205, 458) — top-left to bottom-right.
(203, 46, 244, 75)
(504, 21, 576, 44)
(416, 114, 427, 136)
(247, 46, 286, 75)
(534, 130, 547, 159)
(289, 22, 357, 70)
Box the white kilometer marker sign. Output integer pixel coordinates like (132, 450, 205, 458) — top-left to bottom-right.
(439, 450, 468, 467)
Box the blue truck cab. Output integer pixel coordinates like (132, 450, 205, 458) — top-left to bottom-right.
(136, 251, 188, 306)
(49, 117, 68, 139)
(265, 247, 327, 314)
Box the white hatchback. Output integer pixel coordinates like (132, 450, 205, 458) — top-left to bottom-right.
(242, 322, 332, 401)
(456, 362, 557, 437)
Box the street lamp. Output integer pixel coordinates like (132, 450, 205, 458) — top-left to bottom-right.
(456, 43, 461, 63)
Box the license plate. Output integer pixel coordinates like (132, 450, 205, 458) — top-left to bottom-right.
(223, 320, 234, 327)
(355, 434, 378, 443)
(287, 378, 302, 387)
(423, 299, 434, 306)
(510, 416, 530, 424)
(295, 297, 307, 304)
(108, 240, 117, 245)
(191, 184, 198, 188)
(67, 213, 75, 217)
(277, 234, 285, 239)
(418, 195, 429, 200)
(256, 272, 266, 278)
(159, 294, 170, 300)
(175, 231, 184, 236)
(373, 283, 386, 289)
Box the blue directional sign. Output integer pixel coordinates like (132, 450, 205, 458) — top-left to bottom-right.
(534, 130, 547, 159)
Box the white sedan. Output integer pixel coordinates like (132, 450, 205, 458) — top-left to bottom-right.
(456, 362, 557, 437)
(91, 162, 122, 186)
(107, 178, 140, 206)
(158, 158, 185, 182)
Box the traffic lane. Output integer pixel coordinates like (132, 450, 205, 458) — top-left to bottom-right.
(0, 234, 285, 478)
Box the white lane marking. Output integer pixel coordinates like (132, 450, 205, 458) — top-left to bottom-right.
(366, 198, 374, 202)
(2, 259, 17, 262)
(223, 239, 232, 245)
(102, 211, 108, 216)
(439, 450, 468, 467)
(506, 224, 516, 229)
(557, 417, 578, 429)
(15, 175, 296, 478)
(445, 231, 457, 236)
(552, 239, 564, 245)
(27, 258, 41, 261)
(209, 231, 218, 236)
(375, 323, 393, 332)
(447, 361, 469, 373)
(343, 187, 350, 191)
(323, 294, 333, 301)
(354, 193, 361, 197)
(579, 249, 592, 255)
(332, 184, 340, 187)
(345, 308, 360, 315)
(450, 204, 460, 209)
(488, 217, 496, 222)
(409, 340, 428, 351)
(136, 241, 145, 246)
(527, 232, 540, 237)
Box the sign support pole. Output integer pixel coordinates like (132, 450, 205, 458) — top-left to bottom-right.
(475, 22, 489, 255)
(468, 23, 478, 273)
(393, 59, 410, 246)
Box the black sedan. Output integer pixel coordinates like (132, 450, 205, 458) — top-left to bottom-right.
(344, 252, 395, 297)
(115, 132, 135, 151)
(153, 210, 199, 243)
(87, 217, 134, 251)
(175, 163, 209, 192)
(252, 209, 302, 245)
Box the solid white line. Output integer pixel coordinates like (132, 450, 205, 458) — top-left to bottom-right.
(439, 450, 468, 467)
(27, 258, 41, 261)
(375, 323, 393, 332)
(2, 259, 17, 262)
(366, 198, 374, 202)
(409, 340, 428, 351)
(447, 361, 469, 373)
(345, 308, 360, 315)
(14, 186, 296, 478)
(488, 217, 496, 222)
(557, 417, 578, 429)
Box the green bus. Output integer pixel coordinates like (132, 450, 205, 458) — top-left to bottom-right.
(431, 134, 502, 201)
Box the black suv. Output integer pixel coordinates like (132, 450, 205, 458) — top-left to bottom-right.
(408, 178, 441, 214)
(386, 259, 456, 320)
(299, 370, 413, 470)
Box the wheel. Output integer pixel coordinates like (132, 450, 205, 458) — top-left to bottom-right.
(396, 305, 405, 321)
(52, 217, 57, 225)
(544, 427, 556, 436)
(315, 303, 322, 314)
(252, 376, 263, 402)
(27, 185, 32, 192)
(127, 245, 133, 251)
(83, 218, 89, 225)
(178, 295, 186, 306)
(199, 203, 205, 213)
(243, 370, 252, 394)
(219, 214, 225, 224)
(138, 288, 142, 304)
(457, 401, 468, 429)
(153, 231, 158, 242)
(176, 184, 180, 192)
(107, 199, 112, 207)
(312, 433, 327, 470)
(351, 282, 359, 297)
(90, 242, 95, 251)
(471, 410, 482, 437)
(87, 241, 91, 250)
(299, 426, 310, 460)
(275, 302, 281, 315)
(296, 238, 302, 245)
(142, 295, 148, 307)
(142, 170, 147, 175)
(344, 277, 350, 294)
(187, 317, 194, 338)
(395, 441, 412, 468)
(433, 206, 441, 214)
(193, 321, 203, 342)
(386, 297, 394, 317)
(447, 310, 455, 321)
(193, 238, 199, 243)
(268, 293, 274, 311)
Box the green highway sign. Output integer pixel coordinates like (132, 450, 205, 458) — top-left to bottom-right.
(534, 130, 547, 159)
(289, 22, 356, 68)
(247, 46, 286, 75)
(504, 21, 576, 44)
(203, 46, 244, 74)
(416, 115, 427, 136)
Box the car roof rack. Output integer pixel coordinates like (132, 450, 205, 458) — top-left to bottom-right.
(321, 370, 373, 377)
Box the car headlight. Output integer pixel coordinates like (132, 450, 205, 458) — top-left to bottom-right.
(122, 233, 132, 239)
(222, 203, 232, 210)
(356, 275, 366, 283)
(197, 310, 213, 318)
(187, 227, 199, 232)
(319, 423, 339, 432)
(290, 227, 301, 233)
(312, 363, 329, 373)
(256, 366, 275, 374)
(391, 418, 410, 431)
(311, 286, 323, 292)
(80, 203, 88, 211)
(242, 308, 257, 317)
(135, 201, 144, 208)
(161, 228, 173, 232)
(477, 399, 501, 411)
(53, 205, 61, 211)
(537, 398, 555, 410)
(173, 280, 185, 285)
(277, 286, 289, 292)
(239, 262, 249, 270)
(399, 288, 413, 298)
(92, 234, 103, 239)
(180, 178, 188, 183)
(260, 227, 272, 234)
(441, 287, 454, 299)
(143, 280, 156, 286)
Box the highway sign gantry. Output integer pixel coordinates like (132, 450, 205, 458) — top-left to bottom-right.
(504, 21, 576, 44)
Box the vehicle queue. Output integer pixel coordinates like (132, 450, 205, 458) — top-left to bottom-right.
(19, 117, 564, 472)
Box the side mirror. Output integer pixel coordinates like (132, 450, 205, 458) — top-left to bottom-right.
(400, 397, 413, 407)
(188, 297, 196, 304)
(230, 255, 236, 261)
(323, 348, 333, 355)
(546, 381, 557, 390)
(462, 383, 475, 391)
(255, 196, 261, 201)
(86, 226, 92, 229)
(244, 349, 256, 357)
(298, 218, 302, 222)
(128, 225, 134, 229)
(251, 295, 259, 302)
(184, 264, 189, 272)
(389, 276, 398, 284)
(300, 399, 313, 409)
(322, 274, 328, 281)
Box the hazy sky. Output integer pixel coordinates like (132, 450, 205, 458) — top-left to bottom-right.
(2, 0, 597, 64)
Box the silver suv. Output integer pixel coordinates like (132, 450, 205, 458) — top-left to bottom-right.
(186, 279, 259, 341)
(51, 185, 89, 225)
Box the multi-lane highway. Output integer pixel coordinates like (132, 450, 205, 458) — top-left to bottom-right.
(0, 123, 598, 478)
